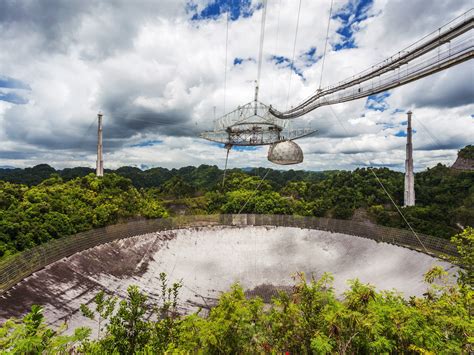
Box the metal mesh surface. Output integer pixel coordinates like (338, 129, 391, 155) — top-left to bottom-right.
(0, 214, 457, 294)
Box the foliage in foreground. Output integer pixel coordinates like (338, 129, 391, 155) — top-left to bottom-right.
(1, 271, 471, 354)
(1, 228, 473, 354)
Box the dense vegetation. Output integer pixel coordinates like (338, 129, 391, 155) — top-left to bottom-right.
(459, 145, 474, 160)
(0, 174, 167, 259)
(1, 228, 472, 353)
(0, 153, 472, 352)
(0, 159, 472, 258)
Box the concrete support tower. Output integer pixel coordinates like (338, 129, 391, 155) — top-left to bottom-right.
(96, 112, 104, 177)
(404, 111, 415, 206)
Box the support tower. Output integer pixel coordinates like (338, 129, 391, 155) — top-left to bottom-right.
(96, 112, 104, 177)
(404, 111, 415, 206)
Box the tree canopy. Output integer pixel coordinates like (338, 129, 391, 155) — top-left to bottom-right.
(0, 174, 167, 258)
(1, 160, 472, 259)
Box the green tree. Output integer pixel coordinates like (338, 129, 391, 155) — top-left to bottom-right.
(0, 305, 90, 353)
(160, 176, 196, 198)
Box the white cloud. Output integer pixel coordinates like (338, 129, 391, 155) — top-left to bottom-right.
(0, 0, 472, 171)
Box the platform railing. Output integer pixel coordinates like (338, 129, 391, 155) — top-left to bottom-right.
(0, 214, 458, 294)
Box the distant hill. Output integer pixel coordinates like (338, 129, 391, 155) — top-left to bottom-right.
(0, 164, 328, 189)
(0, 162, 472, 239)
(452, 145, 474, 171)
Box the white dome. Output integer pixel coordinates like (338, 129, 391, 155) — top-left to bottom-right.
(267, 140, 303, 165)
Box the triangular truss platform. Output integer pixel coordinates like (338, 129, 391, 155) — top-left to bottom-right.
(200, 101, 316, 146)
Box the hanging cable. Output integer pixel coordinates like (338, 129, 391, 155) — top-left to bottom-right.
(324, 99, 429, 254)
(75, 115, 98, 152)
(255, 0, 268, 107)
(369, 169, 428, 253)
(285, 0, 303, 110)
(270, 0, 283, 104)
(238, 167, 271, 214)
(318, 0, 333, 90)
(220, 3, 232, 188)
(413, 116, 444, 148)
(223, 1, 231, 115)
(222, 144, 232, 187)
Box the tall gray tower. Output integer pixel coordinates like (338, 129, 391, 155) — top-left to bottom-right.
(404, 111, 415, 206)
(96, 112, 104, 177)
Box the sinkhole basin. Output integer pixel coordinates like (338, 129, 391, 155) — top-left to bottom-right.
(0, 226, 456, 330)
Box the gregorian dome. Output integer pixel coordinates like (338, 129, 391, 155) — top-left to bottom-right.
(267, 140, 304, 165)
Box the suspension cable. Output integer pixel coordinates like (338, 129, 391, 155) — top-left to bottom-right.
(413, 116, 444, 148)
(270, 0, 283, 104)
(324, 99, 429, 254)
(285, 0, 303, 110)
(369, 169, 428, 253)
(223, 1, 230, 114)
(318, 0, 333, 90)
(222, 144, 231, 187)
(75, 115, 99, 151)
(238, 167, 271, 214)
(255, 0, 268, 103)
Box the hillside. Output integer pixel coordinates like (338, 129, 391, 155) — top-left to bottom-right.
(0, 161, 472, 259)
(452, 145, 474, 171)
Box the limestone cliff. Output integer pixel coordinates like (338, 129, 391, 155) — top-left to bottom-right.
(451, 145, 474, 171)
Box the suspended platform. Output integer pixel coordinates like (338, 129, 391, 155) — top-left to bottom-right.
(200, 101, 316, 146)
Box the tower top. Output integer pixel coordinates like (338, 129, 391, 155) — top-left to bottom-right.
(407, 110, 412, 115)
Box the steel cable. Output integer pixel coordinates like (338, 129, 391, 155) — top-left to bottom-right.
(285, 0, 303, 111)
(318, 0, 334, 90)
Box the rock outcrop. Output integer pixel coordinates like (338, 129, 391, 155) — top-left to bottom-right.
(451, 145, 474, 171)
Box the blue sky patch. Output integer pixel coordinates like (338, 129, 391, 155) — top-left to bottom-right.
(365, 91, 390, 111)
(233, 145, 259, 151)
(0, 75, 30, 104)
(391, 108, 404, 114)
(0, 75, 31, 90)
(212, 142, 259, 151)
(233, 57, 254, 66)
(271, 55, 304, 79)
(300, 46, 320, 67)
(131, 139, 163, 147)
(332, 0, 374, 51)
(188, 0, 254, 21)
(0, 91, 28, 105)
(395, 129, 416, 137)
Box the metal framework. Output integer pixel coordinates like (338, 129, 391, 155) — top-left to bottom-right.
(270, 9, 474, 119)
(0, 214, 458, 295)
(200, 100, 316, 146)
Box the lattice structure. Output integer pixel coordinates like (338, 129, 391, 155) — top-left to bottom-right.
(200, 101, 315, 146)
(0, 214, 458, 295)
(270, 9, 474, 118)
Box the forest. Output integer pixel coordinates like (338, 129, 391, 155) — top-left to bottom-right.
(0, 157, 473, 259)
(1, 227, 472, 353)
(0, 174, 167, 259)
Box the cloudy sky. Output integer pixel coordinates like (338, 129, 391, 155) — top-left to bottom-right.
(0, 0, 472, 171)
